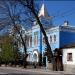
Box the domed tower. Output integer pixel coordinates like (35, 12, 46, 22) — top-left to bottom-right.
(38, 3, 53, 28)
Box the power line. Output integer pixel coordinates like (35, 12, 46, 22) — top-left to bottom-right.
(52, 7, 75, 19)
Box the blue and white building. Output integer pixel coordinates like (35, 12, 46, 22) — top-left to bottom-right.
(19, 4, 75, 64)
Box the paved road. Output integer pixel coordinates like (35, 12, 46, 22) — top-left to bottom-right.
(0, 67, 74, 75)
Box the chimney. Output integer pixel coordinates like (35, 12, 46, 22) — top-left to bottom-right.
(64, 21, 69, 26)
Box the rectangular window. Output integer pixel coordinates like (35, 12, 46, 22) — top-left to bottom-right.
(30, 36, 32, 47)
(26, 37, 29, 47)
(34, 32, 38, 46)
(67, 53, 72, 61)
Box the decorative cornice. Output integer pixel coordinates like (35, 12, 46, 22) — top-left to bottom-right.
(26, 25, 75, 35)
(32, 25, 40, 30)
(59, 26, 75, 32)
(46, 26, 59, 34)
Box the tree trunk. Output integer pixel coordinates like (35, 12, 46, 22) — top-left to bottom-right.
(14, 25, 28, 68)
(23, 54, 28, 68)
(19, 0, 53, 63)
(31, 9, 53, 62)
(39, 53, 42, 66)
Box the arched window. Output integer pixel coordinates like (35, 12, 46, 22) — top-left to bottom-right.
(54, 35, 56, 42)
(50, 36, 52, 43)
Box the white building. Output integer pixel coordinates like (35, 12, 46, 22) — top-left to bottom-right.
(63, 43, 75, 71)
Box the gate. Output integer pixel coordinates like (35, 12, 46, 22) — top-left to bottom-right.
(53, 48, 63, 71)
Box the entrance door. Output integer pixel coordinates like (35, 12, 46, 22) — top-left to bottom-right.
(33, 53, 38, 63)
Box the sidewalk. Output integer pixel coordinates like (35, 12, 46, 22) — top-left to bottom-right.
(0, 66, 75, 75)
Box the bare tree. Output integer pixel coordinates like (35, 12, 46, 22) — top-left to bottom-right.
(0, 1, 28, 68)
(18, 0, 53, 63)
(0, 0, 53, 67)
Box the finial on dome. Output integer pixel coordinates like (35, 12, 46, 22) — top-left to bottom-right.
(38, 2, 50, 19)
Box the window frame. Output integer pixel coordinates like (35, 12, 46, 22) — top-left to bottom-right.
(50, 35, 52, 43)
(54, 35, 56, 43)
(34, 31, 38, 46)
(67, 53, 72, 61)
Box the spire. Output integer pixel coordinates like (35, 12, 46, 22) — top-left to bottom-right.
(38, 3, 50, 19)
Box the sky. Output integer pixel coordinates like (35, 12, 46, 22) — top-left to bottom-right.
(1, 1, 75, 35)
(38, 1, 75, 26)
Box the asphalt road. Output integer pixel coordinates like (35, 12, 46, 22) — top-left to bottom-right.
(0, 67, 74, 75)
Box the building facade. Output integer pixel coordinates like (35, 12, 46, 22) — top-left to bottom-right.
(63, 43, 75, 71)
(19, 4, 75, 64)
